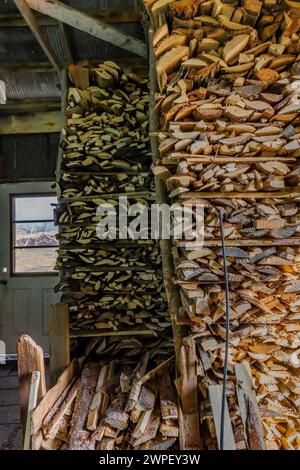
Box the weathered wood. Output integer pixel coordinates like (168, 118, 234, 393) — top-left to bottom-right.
(209, 385, 236, 450)
(17, 335, 46, 437)
(13, 0, 62, 73)
(157, 369, 178, 420)
(179, 337, 201, 450)
(23, 371, 40, 450)
(0, 111, 62, 135)
(86, 365, 108, 431)
(26, 0, 147, 58)
(68, 363, 100, 449)
(43, 379, 79, 439)
(49, 303, 70, 386)
(234, 363, 266, 450)
(0, 100, 61, 115)
(31, 358, 78, 435)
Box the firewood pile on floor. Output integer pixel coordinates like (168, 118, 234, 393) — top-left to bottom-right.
(30, 340, 178, 451)
(146, 0, 300, 450)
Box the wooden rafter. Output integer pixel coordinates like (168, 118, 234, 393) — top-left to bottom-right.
(13, 0, 62, 73)
(25, 0, 148, 58)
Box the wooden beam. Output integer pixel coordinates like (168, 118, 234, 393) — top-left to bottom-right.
(0, 111, 62, 134)
(48, 303, 70, 386)
(26, 0, 147, 58)
(13, 0, 62, 73)
(0, 62, 54, 73)
(17, 335, 46, 436)
(0, 10, 142, 27)
(179, 337, 202, 450)
(0, 99, 60, 114)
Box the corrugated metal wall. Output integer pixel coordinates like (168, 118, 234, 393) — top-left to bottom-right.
(0, 133, 60, 182)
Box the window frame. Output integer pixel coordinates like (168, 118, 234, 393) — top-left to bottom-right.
(10, 192, 59, 277)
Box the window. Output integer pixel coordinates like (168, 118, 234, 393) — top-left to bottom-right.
(11, 194, 59, 275)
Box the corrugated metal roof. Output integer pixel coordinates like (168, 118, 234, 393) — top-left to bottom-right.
(68, 0, 138, 11)
(0, 72, 61, 100)
(0, 27, 47, 63)
(0, 0, 18, 14)
(71, 22, 144, 62)
(44, 25, 69, 64)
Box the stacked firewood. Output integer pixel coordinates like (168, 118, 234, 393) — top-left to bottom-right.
(146, 0, 300, 450)
(55, 61, 169, 334)
(31, 348, 179, 451)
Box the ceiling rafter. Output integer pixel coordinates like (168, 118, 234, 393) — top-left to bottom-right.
(25, 0, 148, 58)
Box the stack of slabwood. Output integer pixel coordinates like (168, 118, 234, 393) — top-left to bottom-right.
(30, 342, 178, 450)
(146, 0, 300, 449)
(55, 61, 170, 337)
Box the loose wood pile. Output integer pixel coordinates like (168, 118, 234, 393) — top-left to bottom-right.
(31, 350, 179, 451)
(55, 62, 169, 335)
(147, 0, 300, 450)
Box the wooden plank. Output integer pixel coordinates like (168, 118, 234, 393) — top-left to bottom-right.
(178, 190, 300, 200)
(208, 384, 236, 450)
(17, 335, 46, 436)
(26, 0, 147, 58)
(179, 338, 201, 450)
(0, 62, 54, 73)
(70, 329, 156, 338)
(13, 0, 62, 73)
(31, 358, 78, 435)
(0, 10, 142, 27)
(48, 303, 70, 386)
(234, 363, 266, 450)
(0, 406, 20, 424)
(163, 156, 299, 164)
(0, 100, 61, 115)
(23, 371, 40, 450)
(0, 389, 19, 406)
(0, 111, 62, 135)
(178, 238, 300, 248)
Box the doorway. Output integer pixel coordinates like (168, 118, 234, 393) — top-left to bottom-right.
(0, 182, 60, 355)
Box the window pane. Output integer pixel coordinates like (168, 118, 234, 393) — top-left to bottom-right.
(14, 196, 57, 221)
(14, 248, 58, 273)
(14, 222, 58, 247)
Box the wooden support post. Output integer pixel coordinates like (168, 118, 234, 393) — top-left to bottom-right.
(17, 335, 46, 437)
(48, 303, 70, 386)
(13, 0, 62, 73)
(26, 0, 148, 58)
(179, 337, 202, 450)
(148, 27, 183, 366)
(23, 371, 40, 450)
